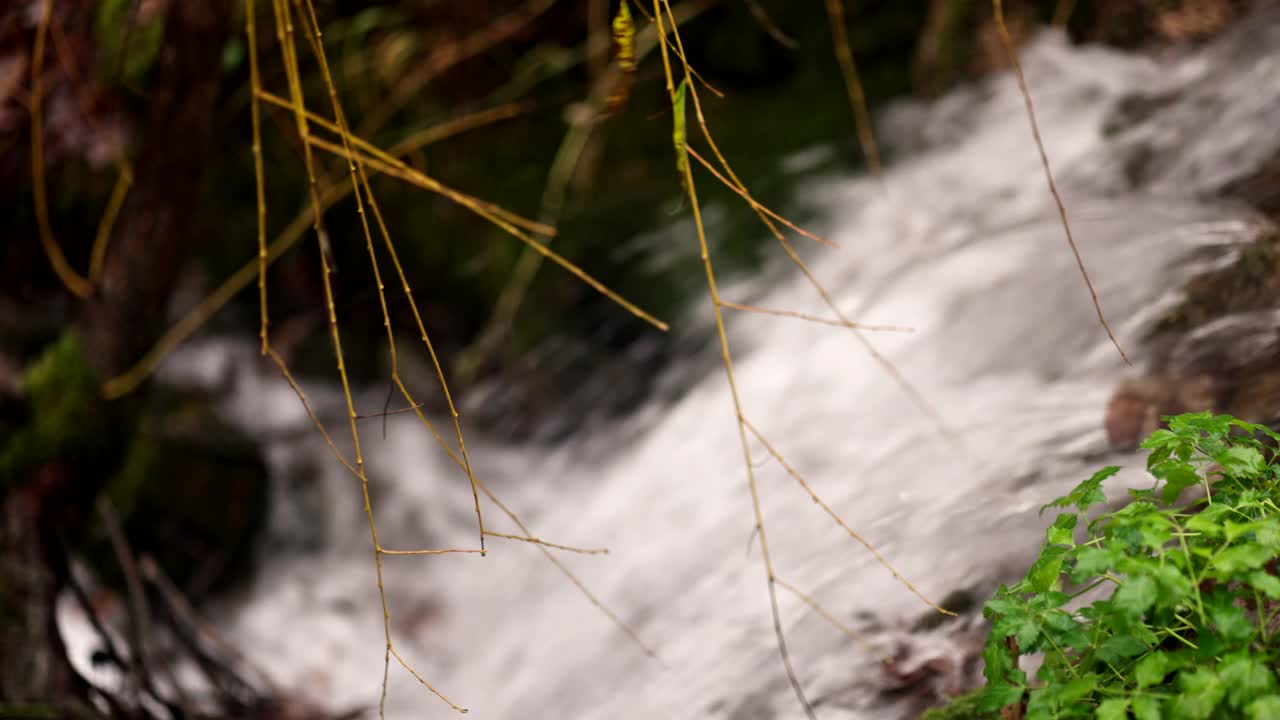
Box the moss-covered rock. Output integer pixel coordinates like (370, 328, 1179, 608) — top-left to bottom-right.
(0, 332, 121, 493)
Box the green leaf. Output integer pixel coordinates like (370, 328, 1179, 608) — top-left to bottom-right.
(1027, 546, 1067, 593)
(1096, 634, 1149, 664)
(1132, 695, 1162, 720)
(979, 681, 1026, 711)
(1047, 513, 1078, 546)
(1096, 698, 1129, 720)
(1043, 466, 1118, 514)
(1220, 656, 1277, 709)
(1247, 696, 1280, 719)
(671, 78, 688, 178)
(1113, 575, 1158, 616)
(1152, 563, 1193, 607)
(1072, 545, 1122, 580)
(1158, 462, 1202, 504)
(1186, 509, 1228, 537)
(1209, 601, 1254, 644)
(1057, 673, 1099, 705)
(1218, 446, 1266, 478)
(1226, 519, 1280, 549)
(1171, 667, 1226, 719)
(1134, 651, 1181, 688)
(1214, 543, 1273, 575)
(981, 633, 1019, 683)
(1042, 610, 1090, 650)
(1141, 427, 1179, 453)
(1249, 571, 1280, 598)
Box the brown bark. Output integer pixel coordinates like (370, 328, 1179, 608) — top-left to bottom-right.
(1, 1, 231, 714)
(81, 2, 229, 380)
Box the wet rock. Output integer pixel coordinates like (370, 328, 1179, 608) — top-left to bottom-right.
(1226, 368, 1280, 427)
(1104, 373, 1217, 451)
(878, 614, 988, 719)
(1167, 309, 1280, 377)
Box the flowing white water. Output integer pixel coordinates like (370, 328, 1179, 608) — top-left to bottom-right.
(155, 14, 1280, 720)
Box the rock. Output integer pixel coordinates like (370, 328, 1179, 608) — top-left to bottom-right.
(1167, 309, 1280, 377)
(1104, 374, 1217, 451)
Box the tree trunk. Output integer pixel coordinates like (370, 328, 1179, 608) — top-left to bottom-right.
(0, 1, 230, 713)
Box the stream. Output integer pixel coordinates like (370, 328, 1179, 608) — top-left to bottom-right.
(69, 7, 1280, 719)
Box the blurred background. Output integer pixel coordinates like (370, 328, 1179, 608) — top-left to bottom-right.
(3, 0, 1278, 718)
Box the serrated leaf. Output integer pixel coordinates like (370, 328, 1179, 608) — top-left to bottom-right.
(1249, 571, 1280, 598)
(1133, 695, 1162, 720)
(1096, 698, 1129, 720)
(1220, 656, 1276, 709)
(1043, 466, 1118, 514)
(1028, 546, 1067, 593)
(1185, 511, 1225, 537)
(1140, 427, 1178, 452)
(1214, 543, 1272, 575)
(1152, 563, 1193, 607)
(1159, 463, 1202, 504)
(1096, 634, 1149, 664)
(979, 681, 1026, 711)
(1072, 545, 1121, 579)
(1172, 667, 1226, 719)
(1058, 674, 1099, 705)
(1209, 601, 1254, 644)
(1135, 651, 1174, 688)
(1113, 575, 1158, 616)
(1047, 513, 1078, 546)
(1238, 519, 1280, 550)
(1042, 611, 1089, 649)
(981, 634, 1018, 683)
(1247, 696, 1280, 719)
(1218, 446, 1266, 478)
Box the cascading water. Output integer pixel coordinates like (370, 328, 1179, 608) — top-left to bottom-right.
(100, 9, 1280, 719)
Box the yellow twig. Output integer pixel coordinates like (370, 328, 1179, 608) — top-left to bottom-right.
(822, 0, 881, 175)
(248, 0, 268, 353)
(686, 146, 839, 248)
(101, 102, 523, 398)
(483, 530, 609, 555)
(654, 2, 814, 716)
(378, 548, 486, 556)
(90, 165, 132, 286)
(256, 89, 554, 236)
(396, 394, 658, 658)
(717, 300, 912, 333)
(30, 0, 91, 299)
(274, 1, 467, 714)
(773, 577, 883, 660)
(45, 11, 134, 289)
(743, 418, 954, 616)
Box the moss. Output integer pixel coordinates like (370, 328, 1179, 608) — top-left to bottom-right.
(1152, 229, 1280, 336)
(95, 0, 167, 90)
(0, 332, 107, 492)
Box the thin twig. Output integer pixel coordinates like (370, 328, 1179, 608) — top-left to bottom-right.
(992, 0, 1129, 365)
(483, 530, 610, 555)
(718, 299, 913, 333)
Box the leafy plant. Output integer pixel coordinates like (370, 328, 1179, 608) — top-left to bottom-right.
(975, 412, 1280, 719)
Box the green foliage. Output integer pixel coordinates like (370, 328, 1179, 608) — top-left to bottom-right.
(921, 688, 987, 719)
(95, 0, 167, 90)
(0, 332, 107, 490)
(973, 413, 1280, 719)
